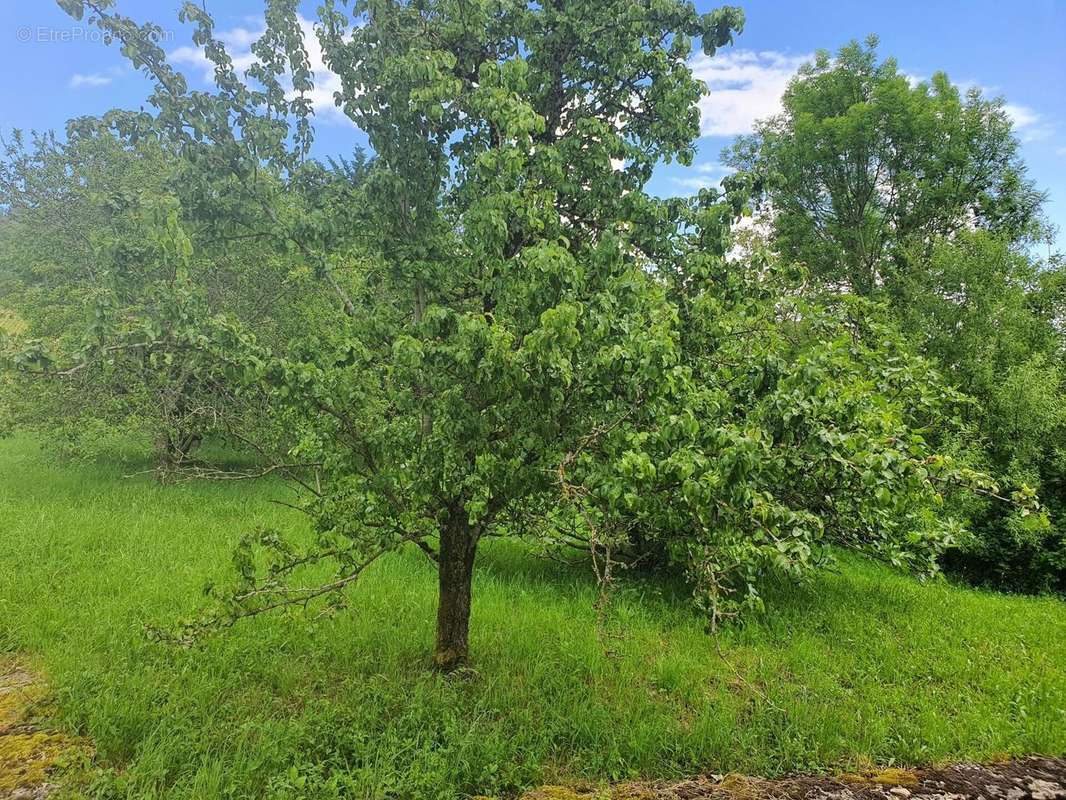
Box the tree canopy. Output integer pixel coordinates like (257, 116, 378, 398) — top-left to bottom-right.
(726, 37, 1047, 296)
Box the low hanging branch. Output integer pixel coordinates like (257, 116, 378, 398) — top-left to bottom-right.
(149, 526, 438, 646)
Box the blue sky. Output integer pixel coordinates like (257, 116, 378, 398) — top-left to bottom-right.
(2, 1, 1064, 247)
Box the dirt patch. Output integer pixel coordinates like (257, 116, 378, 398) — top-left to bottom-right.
(520, 757, 1066, 800)
(0, 659, 85, 800)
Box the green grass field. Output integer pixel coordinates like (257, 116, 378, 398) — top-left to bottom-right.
(0, 434, 1064, 799)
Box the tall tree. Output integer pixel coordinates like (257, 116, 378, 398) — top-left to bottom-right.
(726, 37, 1046, 296)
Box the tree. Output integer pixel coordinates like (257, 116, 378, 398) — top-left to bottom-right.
(896, 232, 1066, 592)
(39, 0, 1024, 670)
(0, 129, 210, 461)
(726, 37, 1046, 296)
(0, 128, 342, 465)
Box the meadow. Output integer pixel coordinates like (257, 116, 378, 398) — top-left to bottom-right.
(0, 435, 1063, 799)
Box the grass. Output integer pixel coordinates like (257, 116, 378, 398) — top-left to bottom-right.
(0, 434, 1064, 799)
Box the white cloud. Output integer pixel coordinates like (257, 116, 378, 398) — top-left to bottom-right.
(672, 163, 733, 193)
(1003, 103, 1054, 142)
(689, 49, 811, 138)
(169, 15, 350, 125)
(70, 73, 111, 88)
(672, 175, 715, 191)
(69, 66, 124, 89)
(1004, 103, 1039, 129)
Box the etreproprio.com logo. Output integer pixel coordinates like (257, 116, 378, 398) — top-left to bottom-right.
(16, 25, 175, 44)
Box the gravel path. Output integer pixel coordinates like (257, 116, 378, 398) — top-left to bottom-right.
(522, 758, 1066, 800)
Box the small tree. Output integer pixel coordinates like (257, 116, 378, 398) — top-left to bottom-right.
(0, 130, 210, 461)
(0, 126, 343, 465)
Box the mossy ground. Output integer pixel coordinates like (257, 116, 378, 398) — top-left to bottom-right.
(0, 310, 26, 336)
(839, 767, 920, 787)
(0, 659, 85, 798)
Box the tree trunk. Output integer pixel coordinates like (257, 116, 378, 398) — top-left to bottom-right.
(157, 429, 202, 466)
(432, 518, 478, 671)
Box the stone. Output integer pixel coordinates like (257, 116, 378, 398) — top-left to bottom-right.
(1028, 779, 1065, 800)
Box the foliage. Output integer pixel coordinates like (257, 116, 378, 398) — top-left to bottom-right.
(552, 245, 1012, 622)
(897, 232, 1066, 592)
(0, 128, 337, 465)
